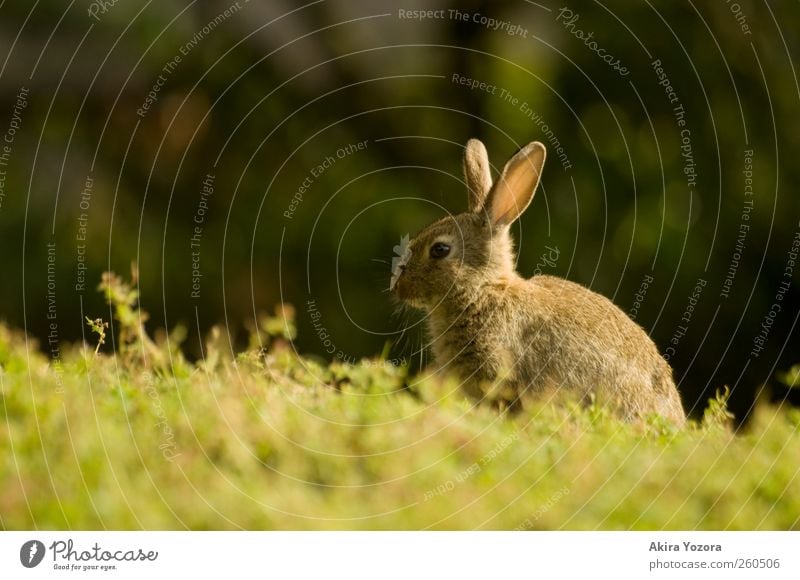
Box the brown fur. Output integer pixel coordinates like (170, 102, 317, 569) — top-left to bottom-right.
(392, 139, 685, 425)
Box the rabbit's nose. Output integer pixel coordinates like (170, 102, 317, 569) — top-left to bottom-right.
(389, 265, 405, 291)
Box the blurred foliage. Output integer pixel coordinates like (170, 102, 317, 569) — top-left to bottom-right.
(777, 365, 800, 390)
(0, 0, 798, 423)
(1, 314, 799, 530)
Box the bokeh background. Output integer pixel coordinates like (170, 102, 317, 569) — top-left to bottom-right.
(1, 0, 798, 422)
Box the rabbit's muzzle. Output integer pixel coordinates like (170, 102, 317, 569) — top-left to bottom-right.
(391, 266, 411, 301)
(390, 263, 425, 308)
(390, 242, 412, 293)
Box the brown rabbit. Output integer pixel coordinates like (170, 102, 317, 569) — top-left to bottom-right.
(390, 139, 685, 424)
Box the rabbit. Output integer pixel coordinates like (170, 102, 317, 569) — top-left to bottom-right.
(390, 138, 685, 425)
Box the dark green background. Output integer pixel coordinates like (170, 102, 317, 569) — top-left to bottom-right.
(1, 0, 798, 421)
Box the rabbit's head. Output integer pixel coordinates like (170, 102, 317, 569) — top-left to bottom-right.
(391, 139, 546, 309)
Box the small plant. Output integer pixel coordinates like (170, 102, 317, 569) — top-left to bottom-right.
(262, 304, 297, 343)
(85, 317, 108, 355)
(777, 364, 800, 390)
(247, 304, 297, 351)
(97, 265, 163, 367)
(99, 267, 144, 347)
(702, 386, 735, 430)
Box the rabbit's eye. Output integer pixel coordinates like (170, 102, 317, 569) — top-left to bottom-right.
(429, 242, 451, 259)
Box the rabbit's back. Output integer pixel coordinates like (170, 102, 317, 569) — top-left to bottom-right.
(430, 274, 685, 423)
(521, 275, 683, 422)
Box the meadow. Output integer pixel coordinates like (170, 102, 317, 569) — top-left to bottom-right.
(1, 275, 799, 530)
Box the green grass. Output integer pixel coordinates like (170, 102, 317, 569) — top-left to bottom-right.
(1, 275, 799, 529)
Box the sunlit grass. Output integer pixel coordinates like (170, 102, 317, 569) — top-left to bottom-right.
(0, 274, 798, 530)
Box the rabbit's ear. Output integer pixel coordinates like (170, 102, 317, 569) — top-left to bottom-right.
(463, 139, 493, 212)
(485, 141, 546, 226)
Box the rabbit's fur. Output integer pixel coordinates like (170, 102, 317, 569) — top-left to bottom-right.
(391, 139, 685, 424)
